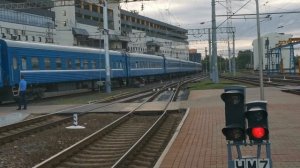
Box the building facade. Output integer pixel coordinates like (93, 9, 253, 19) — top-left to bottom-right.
(0, 0, 189, 60)
(121, 10, 189, 60)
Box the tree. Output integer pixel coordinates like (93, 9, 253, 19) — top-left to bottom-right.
(236, 50, 253, 69)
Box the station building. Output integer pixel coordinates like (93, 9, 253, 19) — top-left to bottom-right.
(0, 0, 189, 60)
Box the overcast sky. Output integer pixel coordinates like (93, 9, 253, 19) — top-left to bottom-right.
(120, 0, 300, 57)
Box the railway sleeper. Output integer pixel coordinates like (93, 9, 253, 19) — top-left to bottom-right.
(82, 149, 127, 155)
(69, 156, 118, 163)
(77, 153, 126, 159)
(130, 158, 154, 167)
(61, 161, 113, 168)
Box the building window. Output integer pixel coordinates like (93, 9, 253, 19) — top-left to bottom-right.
(92, 4, 98, 12)
(1, 33, 6, 38)
(92, 16, 99, 21)
(76, 13, 83, 18)
(84, 15, 91, 20)
(25, 36, 28, 41)
(39, 37, 42, 42)
(83, 2, 90, 10)
(63, 10, 66, 16)
(32, 36, 35, 41)
(63, 21, 67, 26)
(6, 28, 10, 34)
(18, 35, 21, 40)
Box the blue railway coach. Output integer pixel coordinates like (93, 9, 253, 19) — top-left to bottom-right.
(0, 39, 201, 103)
(127, 53, 164, 77)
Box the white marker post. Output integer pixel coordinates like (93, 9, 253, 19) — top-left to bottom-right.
(66, 113, 85, 129)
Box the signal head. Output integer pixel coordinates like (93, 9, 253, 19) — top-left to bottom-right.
(221, 86, 246, 142)
(245, 101, 269, 141)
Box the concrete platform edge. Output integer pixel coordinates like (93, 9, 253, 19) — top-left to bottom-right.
(154, 108, 190, 168)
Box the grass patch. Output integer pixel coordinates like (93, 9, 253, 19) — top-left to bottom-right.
(189, 79, 249, 90)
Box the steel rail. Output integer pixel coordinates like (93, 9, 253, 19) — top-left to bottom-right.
(111, 77, 205, 167)
(32, 83, 175, 167)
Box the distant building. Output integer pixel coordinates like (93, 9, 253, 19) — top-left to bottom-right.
(121, 10, 189, 60)
(0, 0, 188, 60)
(189, 49, 201, 63)
(252, 32, 292, 71)
(0, 8, 55, 43)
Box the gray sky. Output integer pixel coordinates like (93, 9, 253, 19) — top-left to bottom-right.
(120, 0, 300, 57)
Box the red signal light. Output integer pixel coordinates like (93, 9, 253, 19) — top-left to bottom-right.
(251, 127, 265, 139)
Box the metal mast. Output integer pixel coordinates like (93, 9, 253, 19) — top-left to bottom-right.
(212, 0, 219, 83)
(226, 0, 233, 73)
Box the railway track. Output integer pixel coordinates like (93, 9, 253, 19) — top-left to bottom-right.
(0, 83, 171, 145)
(33, 78, 201, 168)
(44, 113, 160, 168)
(0, 76, 205, 167)
(220, 75, 288, 86)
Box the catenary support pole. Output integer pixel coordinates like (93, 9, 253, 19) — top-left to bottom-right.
(103, 0, 111, 93)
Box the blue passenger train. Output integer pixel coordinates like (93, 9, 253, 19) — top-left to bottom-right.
(0, 39, 201, 103)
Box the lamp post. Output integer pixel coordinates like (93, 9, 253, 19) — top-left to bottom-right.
(255, 0, 264, 100)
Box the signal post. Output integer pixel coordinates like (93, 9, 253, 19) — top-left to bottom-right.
(221, 86, 272, 168)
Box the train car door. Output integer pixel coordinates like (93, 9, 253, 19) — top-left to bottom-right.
(11, 54, 20, 85)
(124, 52, 130, 80)
(0, 43, 3, 87)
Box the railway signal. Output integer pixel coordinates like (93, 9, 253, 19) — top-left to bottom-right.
(245, 101, 269, 141)
(221, 86, 246, 141)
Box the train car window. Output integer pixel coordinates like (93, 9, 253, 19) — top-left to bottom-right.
(83, 60, 89, 69)
(21, 57, 27, 70)
(91, 60, 96, 69)
(13, 56, 18, 70)
(119, 61, 123, 69)
(31, 57, 39, 70)
(56, 58, 62, 70)
(76, 59, 80, 69)
(100, 59, 105, 69)
(67, 59, 72, 69)
(45, 58, 51, 70)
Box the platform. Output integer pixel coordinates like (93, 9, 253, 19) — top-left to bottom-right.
(1, 87, 300, 167)
(0, 102, 180, 126)
(157, 87, 300, 168)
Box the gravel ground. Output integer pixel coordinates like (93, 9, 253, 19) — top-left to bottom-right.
(0, 113, 123, 168)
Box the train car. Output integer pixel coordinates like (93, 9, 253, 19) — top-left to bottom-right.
(0, 46, 3, 88)
(0, 39, 202, 103)
(0, 39, 128, 102)
(0, 56, 2, 88)
(165, 56, 182, 74)
(180, 59, 202, 73)
(127, 53, 164, 76)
